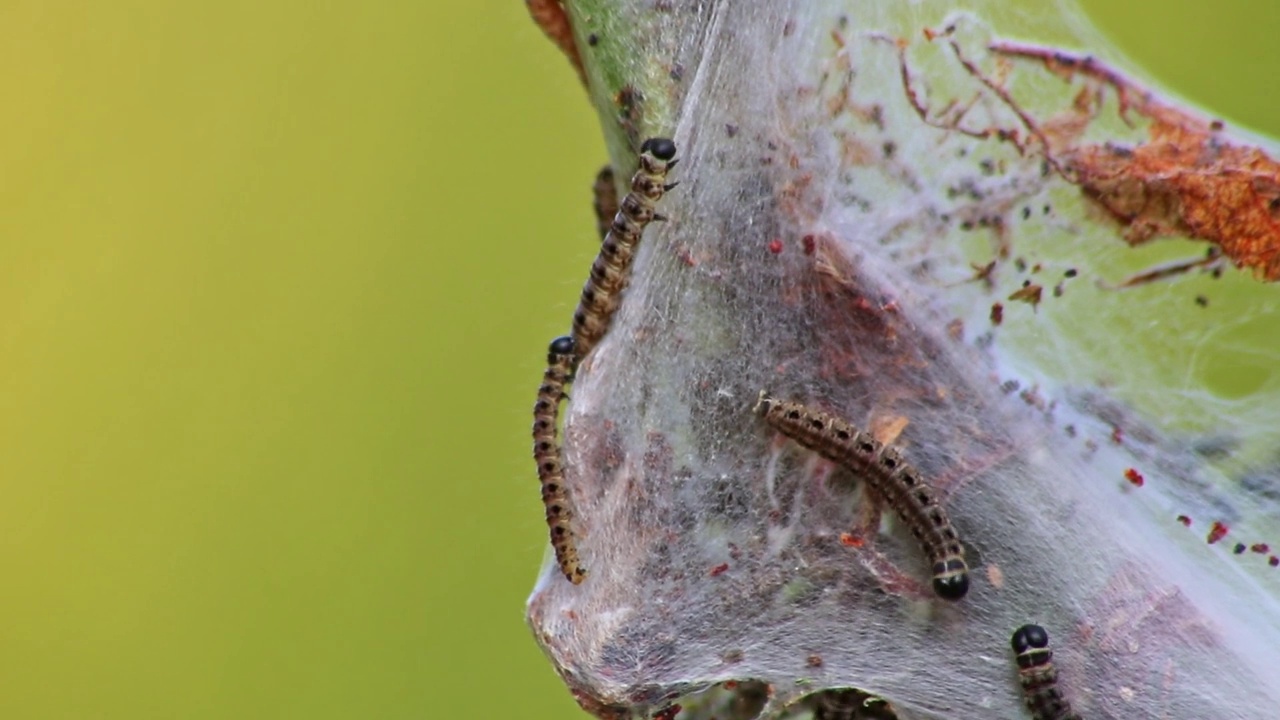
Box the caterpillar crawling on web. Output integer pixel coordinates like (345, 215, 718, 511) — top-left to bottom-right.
(532, 335, 586, 584)
(530, 141, 678, 585)
(1011, 624, 1082, 720)
(753, 391, 970, 600)
(570, 137, 678, 367)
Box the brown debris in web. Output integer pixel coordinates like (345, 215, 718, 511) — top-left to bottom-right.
(1009, 44, 1280, 280)
(890, 24, 1280, 281)
(1007, 280, 1042, 311)
(526, 0, 588, 88)
(1070, 124, 1280, 280)
(945, 34, 1280, 281)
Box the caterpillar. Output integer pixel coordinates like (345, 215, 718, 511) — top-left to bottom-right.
(753, 392, 970, 600)
(1010, 624, 1082, 720)
(592, 165, 619, 242)
(532, 335, 586, 584)
(570, 137, 678, 366)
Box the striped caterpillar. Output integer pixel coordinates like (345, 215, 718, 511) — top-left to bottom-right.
(1010, 624, 1082, 720)
(753, 391, 970, 600)
(592, 165, 619, 242)
(570, 137, 678, 366)
(531, 335, 586, 584)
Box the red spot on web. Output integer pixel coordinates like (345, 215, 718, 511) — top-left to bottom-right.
(802, 234, 816, 255)
(1207, 521, 1229, 545)
(768, 238, 784, 254)
(1123, 467, 1144, 487)
(1270, 556, 1280, 568)
(1110, 425, 1124, 445)
(840, 532, 864, 548)
(1176, 515, 1192, 527)
(675, 245, 699, 267)
(709, 562, 730, 577)
(1233, 543, 1247, 555)
(1252, 543, 1271, 554)
(723, 681, 738, 690)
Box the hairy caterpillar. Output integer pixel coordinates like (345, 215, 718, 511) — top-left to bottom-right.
(753, 392, 970, 600)
(571, 137, 678, 365)
(1010, 624, 1081, 720)
(532, 335, 586, 584)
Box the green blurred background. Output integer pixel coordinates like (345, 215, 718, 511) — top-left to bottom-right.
(0, 2, 1275, 718)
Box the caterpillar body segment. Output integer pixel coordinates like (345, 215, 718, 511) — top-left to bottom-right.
(753, 391, 970, 600)
(570, 138, 678, 365)
(532, 335, 586, 584)
(871, 444, 969, 599)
